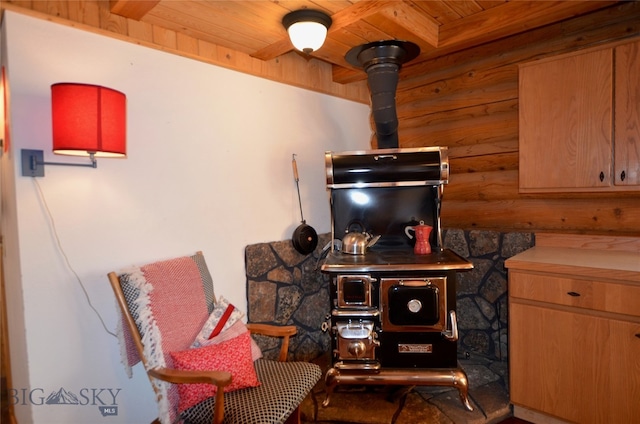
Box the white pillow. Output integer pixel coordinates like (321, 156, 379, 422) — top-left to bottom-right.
(191, 296, 262, 360)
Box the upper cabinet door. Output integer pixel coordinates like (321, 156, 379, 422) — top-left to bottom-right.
(519, 48, 613, 192)
(614, 40, 640, 187)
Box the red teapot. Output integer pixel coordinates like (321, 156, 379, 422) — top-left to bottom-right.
(404, 220, 433, 255)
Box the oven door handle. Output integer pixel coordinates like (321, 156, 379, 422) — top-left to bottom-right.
(398, 280, 434, 287)
(442, 310, 459, 342)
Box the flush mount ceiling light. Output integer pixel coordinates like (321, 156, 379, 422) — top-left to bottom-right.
(22, 83, 127, 177)
(282, 9, 332, 54)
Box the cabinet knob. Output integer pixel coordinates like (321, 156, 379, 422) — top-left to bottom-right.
(567, 291, 581, 297)
(599, 171, 605, 182)
(635, 333, 640, 339)
(621, 170, 626, 182)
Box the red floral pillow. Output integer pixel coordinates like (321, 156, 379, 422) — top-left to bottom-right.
(170, 332, 260, 412)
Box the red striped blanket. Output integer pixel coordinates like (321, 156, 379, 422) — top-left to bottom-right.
(116, 255, 209, 424)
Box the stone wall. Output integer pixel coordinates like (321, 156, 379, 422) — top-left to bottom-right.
(245, 233, 332, 361)
(443, 230, 534, 360)
(245, 230, 534, 362)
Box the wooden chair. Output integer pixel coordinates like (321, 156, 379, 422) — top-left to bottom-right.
(109, 252, 321, 424)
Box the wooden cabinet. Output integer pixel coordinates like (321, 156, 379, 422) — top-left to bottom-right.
(505, 234, 640, 423)
(519, 38, 640, 192)
(615, 41, 640, 187)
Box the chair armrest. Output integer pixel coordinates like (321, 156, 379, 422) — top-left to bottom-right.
(147, 367, 231, 424)
(147, 367, 232, 386)
(246, 324, 297, 362)
(246, 323, 297, 337)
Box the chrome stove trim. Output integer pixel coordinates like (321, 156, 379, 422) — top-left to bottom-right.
(327, 181, 448, 189)
(436, 184, 444, 251)
(322, 262, 474, 273)
(333, 361, 381, 371)
(321, 249, 474, 274)
(334, 320, 380, 362)
(442, 310, 459, 341)
(325, 146, 449, 189)
(380, 277, 447, 332)
(325, 146, 444, 157)
(337, 274, 375, 309)
(331, 309, 380, 318)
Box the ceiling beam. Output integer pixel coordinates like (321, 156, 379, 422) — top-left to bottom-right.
(109, 0, 160, 21)
(332, 65, 366, 85)
(439, 0, 617, 50)
(378, 1, 439, 48)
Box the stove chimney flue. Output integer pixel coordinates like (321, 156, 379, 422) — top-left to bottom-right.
(346, 40, 420, 149)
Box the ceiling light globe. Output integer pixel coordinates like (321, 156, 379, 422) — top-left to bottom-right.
(282, 10, 332, 54)
(287, 21, 328, 53)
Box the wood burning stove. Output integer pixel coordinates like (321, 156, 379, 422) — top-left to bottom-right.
(320, 146, 474, 411)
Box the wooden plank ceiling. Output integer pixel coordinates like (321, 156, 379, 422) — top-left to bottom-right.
(109, 0, 619, 84)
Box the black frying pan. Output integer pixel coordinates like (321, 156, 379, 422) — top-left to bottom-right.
(291, 154, 318, 255)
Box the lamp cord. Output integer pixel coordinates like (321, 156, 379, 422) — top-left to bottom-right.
(32, 178, 117, 339)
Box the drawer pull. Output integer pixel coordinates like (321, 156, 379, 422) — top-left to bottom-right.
(636, 334, 640, 339)
(567, 291, 581, 297)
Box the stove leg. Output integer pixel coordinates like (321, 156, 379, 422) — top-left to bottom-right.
(451, 368, 473, 411)
(322, 367, 339, 407)
(458, 388, 473, 412)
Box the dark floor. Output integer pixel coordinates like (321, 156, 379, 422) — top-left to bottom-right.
(301, 352, 525, 424)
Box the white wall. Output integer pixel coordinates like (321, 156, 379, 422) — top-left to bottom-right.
(1, 11, 369, 423)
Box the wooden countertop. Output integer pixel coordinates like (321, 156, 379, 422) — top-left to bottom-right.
(505, 234, 640, 283)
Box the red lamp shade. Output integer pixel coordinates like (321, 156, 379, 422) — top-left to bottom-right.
(51, 83, 126, 158)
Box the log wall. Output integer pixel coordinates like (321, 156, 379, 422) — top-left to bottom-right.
(395, 2, 640, 236)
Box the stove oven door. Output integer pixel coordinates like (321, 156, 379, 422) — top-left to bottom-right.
(380, 277, 447, 332)
(337, 275, 374, 309)
(335, 320, 378, 362)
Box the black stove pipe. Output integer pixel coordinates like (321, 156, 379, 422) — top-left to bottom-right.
(346, 41, 420, 149)
(367, 63, 401, 149)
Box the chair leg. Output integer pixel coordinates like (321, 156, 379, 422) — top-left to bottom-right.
(284, 406, 301, 424)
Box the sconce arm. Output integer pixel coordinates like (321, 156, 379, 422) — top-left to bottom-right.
(21, 149, 97, 177)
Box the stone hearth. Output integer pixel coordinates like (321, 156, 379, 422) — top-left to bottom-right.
(300, 351, 513, 423)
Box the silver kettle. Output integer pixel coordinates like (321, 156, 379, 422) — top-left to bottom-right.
(342, 221, 380, 255)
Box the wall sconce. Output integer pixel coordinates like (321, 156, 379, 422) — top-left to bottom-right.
(282, 10, 332, 54)
(22, 83, 126, 177)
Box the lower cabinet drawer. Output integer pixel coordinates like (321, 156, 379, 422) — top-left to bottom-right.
(509, 271, 640, 317)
